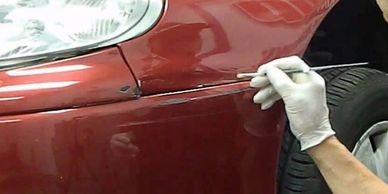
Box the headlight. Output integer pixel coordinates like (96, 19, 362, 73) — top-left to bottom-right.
(0, 0, 163, 67)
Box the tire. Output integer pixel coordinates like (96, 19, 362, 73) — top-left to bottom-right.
(277, 67, 388, 194)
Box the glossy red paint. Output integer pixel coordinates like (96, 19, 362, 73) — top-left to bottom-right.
(0, 81, 285, 194)
(119, 0, 339, 95)
(0, 48, 138, 115)
(0, 0, 341, 193)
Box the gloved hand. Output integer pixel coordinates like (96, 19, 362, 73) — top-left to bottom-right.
(250, 56, 335, 151)
(377, 0, 388, 22)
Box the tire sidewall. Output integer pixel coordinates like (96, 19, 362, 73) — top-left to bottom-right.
(329, 75, 388, 149)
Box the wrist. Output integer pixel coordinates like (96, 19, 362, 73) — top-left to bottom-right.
(298, 123, 335, 151)
(306, 136, 342, 156)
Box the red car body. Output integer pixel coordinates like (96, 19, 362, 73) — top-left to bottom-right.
(0, 0, 338, 193)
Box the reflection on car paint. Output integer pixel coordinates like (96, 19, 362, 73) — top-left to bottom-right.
(235, 0, 339, 23)
(0, 81, 285, 194)
(0, 48, 138, 115)
(0, 119, 21, 123)
(119, 0, 337, 95)
(6, 65, 91, 76)
(0, 0, 340, 193)
(0, 81, 79, 92)
(0, 96, 24, 102)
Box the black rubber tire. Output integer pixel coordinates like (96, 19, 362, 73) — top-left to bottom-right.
(277, 67, 388, 194)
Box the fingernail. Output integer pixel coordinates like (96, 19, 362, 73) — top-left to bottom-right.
(261, 103, 271, 110)
(253, 98, 259, 104)
(253, 96, 263, 104)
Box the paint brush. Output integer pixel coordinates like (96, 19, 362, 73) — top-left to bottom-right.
(237, 62, 369, 78)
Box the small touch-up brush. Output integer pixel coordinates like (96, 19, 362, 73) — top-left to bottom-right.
(237, 62, 369, 78)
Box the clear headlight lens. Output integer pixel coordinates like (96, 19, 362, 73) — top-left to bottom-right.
(0, 0, 163, 65)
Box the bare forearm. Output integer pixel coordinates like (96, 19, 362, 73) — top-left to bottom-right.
(377, 0, 388, 22)
(307, 137, 388, 194)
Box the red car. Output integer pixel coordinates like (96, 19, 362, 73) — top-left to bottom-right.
(1, 0, 388, 194)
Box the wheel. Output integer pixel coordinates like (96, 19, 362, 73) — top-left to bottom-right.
(277, 67, 388, 194)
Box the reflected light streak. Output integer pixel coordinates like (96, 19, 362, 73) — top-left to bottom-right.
(0, 119, 21, 124)
(0, 81, 79, 92)
(6, 65, 91, 76)
(0, 96, 24, 101)
(40, 109, 75, 114)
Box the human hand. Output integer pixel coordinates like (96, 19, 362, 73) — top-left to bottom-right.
(250, 56, 335, 150)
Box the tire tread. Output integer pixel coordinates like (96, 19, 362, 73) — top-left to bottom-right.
(277, 67, 387, 194)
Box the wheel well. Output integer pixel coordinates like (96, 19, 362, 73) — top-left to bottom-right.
(304, 0, 388, 73)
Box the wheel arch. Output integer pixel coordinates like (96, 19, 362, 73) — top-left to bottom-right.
(304, 0, 388, 73)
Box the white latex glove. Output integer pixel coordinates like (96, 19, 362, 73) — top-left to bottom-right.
(250, 56, 335, 151)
